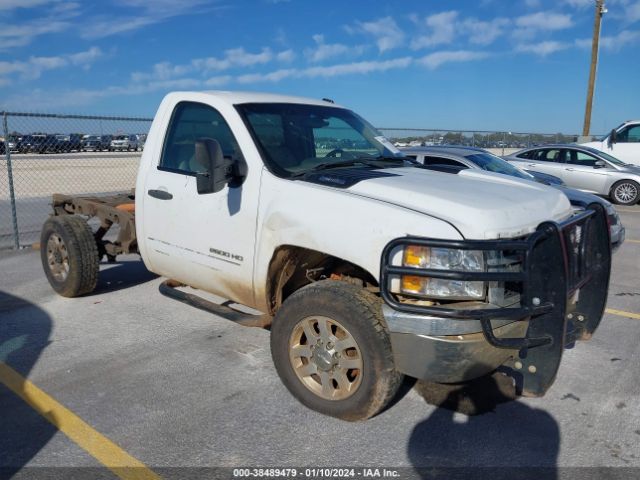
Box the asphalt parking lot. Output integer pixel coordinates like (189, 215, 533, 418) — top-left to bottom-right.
(1, 205, 639, 479)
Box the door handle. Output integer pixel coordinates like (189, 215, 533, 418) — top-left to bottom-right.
(527, 163, 537, 167)
(148, 189, 173, 200)
(565, 168, 575, 171)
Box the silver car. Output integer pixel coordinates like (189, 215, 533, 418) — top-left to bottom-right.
(110, 134, 139, 152)
(504, 145, 640, 206)
(401, 146, 625, 251)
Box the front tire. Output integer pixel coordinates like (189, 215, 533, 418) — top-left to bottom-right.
(270, 280, 402, 421)
(610, 180, 640, 205)
(40, 216, 99, 297)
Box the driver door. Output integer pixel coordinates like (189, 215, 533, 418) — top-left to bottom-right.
(140, 101, 259, 307)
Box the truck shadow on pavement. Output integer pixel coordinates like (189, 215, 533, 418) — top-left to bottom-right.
(407, 370, 559, 479)
(92, 258, 158, 295)
(0, 291, 55, 478)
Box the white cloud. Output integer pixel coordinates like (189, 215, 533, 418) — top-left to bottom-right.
(516, 11, 573, 30)
(237, 57, 412, 83)
(626, 1, 640, 23)
(513, 11, 573, 39)
(348, 16, 405, 53)
(515, 40, 570, 56)
(69, 46, 103, 65)
(562, 0, 595, 8)
(418, 50, 489, 69)
(81, 0, 221, 38)
(204, 75, 232, 87)
(410, 12, 509, 49)
(411, 11, 459, 49)
(575, 29, 640, 49)
(304, 34, 365, 62)
(132, 47, 292, 83)
(276, 49, 295, 62)
(0, 19, 72, 50)
(0, 2, 79, 50)
(0, 0, 55, 10)
(237, 68, 296, 84)
(0, 47, 103, 83)
(460, 17, 510, 45)
(303, 57, 412, 78)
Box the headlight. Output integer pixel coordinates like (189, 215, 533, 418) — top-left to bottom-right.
(400, 245, 485, 300)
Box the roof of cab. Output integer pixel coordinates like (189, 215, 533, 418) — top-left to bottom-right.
(169, 90, 344, 108)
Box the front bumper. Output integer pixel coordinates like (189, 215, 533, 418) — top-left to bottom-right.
(380, 207, 612, 396)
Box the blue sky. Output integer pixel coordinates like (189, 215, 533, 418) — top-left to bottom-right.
(1, 0, 639, 133)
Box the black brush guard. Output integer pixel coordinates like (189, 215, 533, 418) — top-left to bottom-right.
(380, 206, 611, 396)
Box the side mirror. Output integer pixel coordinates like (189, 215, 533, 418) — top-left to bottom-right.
(607, 129, 617, 147)
(594, 160, 606, 169)
(194, 138, 233, 194)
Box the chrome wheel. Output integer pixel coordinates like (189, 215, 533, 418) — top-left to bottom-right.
(614, 182, 639, 204)
(46, 233, 70, 282)
(289, 315, 363, 401)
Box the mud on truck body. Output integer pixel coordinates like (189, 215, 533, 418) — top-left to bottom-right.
(41, 91, 612, 421)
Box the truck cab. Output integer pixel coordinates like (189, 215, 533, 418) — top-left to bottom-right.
(582, 120, 640, 166)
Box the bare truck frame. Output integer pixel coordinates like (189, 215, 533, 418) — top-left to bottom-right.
(46, 192, 270, 327)
(51, 192, 138, 260)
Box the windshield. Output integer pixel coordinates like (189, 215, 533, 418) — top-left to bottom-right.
(237, 103, 403, 177)
(465, 152, 532, 179)
(87, 136, 100, 141)
(582, 147, 627, 166)
(113, 135, 127, 140)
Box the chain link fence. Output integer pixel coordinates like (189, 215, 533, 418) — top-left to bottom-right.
(377, 128, 597, 157)
(1, 112, 152, 249)
(1, 110, 601, 250)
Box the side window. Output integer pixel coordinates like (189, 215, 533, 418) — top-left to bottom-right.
(404, 154, 418, 161)
(533, 149, 562, 162)
(566, 150, 599, 166)
(160, 102, 241, 173)
(516, 151, 531, 159)
(617, 125, 640, 143)
(422, 156, 467, 168)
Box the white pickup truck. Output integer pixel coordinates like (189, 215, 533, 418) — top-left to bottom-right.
(41, 91, 612, 421)
(582, 120, 640, 166)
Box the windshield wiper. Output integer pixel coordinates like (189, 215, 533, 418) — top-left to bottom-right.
(290, 156, 419, 178)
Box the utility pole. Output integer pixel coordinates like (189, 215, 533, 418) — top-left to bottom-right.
(582, 0, 607, 137)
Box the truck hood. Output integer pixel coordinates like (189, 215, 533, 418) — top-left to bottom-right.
(343, 167, 572, 239)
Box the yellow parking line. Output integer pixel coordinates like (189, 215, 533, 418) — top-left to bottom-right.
(605, 308, 640, 320)
(0, 362, 161, 480)
(625, 239, 640, 244)
(617, 208, 640, 213)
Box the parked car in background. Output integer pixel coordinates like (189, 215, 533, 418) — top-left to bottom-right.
(402, 146, 565, 185)
(54, 134, 72, 152)
(17, 134, 48, 153)
(110, 134, 139, 151)
(402, 146, 624, 250)
(504, 144, 640, 205)
(68, 134, 83, 151)
(82, 135, 112, 151)
(581, 120, 640, 166)
(7, 135, 19, 152)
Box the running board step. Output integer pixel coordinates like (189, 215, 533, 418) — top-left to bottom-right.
(159, 280, 272, 329)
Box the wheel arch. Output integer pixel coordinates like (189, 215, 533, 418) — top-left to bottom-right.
(264, 244, 378, 316)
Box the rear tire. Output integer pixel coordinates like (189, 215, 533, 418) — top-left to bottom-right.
(610, 180, 640, 205)
(40, 216, 99, 297)
(270, 280, 402, 421)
